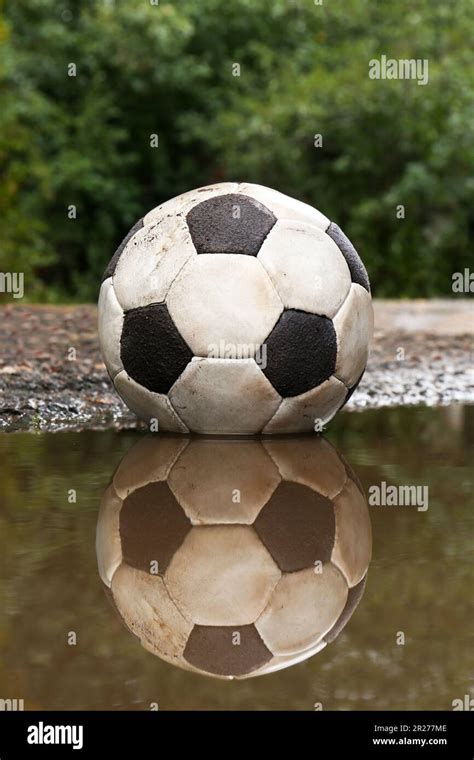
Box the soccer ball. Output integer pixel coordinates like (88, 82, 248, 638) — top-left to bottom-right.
(98, 183, 373, 434)
(96, 436, 371, 679)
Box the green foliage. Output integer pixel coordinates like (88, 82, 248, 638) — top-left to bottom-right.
(0, 0, 472, 301)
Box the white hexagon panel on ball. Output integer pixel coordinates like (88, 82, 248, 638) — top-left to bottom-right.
(98, 183, 373, 434)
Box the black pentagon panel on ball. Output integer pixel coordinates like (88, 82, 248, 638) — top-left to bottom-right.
(119, 482, 191, 575)
(183, 624, 272, 677)
(254, 482, 336, 572)
(263, 310, 337, 397)
(120, 303, 193, 394)
(102, 217, 144, 282)
(186, 193, 276, 255)
(326, 222, 370, 292)
(323, 575, 367, 644)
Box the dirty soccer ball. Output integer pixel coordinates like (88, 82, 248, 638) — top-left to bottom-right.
(96, 436, 372, 679)
(98, 183, 373, 434)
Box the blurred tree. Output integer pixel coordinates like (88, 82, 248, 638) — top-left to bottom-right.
(0, 0, 472, 301)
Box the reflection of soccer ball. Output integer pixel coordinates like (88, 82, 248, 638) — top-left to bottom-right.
(97, 436, 371, 679)
(98, 183, 373, 434)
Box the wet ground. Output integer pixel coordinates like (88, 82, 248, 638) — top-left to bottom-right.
(0, 300, 472, 432)
(0, 406, 472, 710)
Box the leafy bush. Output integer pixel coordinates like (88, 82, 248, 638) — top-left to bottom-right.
(0, 0, 472, 301)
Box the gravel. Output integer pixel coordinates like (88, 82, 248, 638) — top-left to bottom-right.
(0, 300, 472, 432)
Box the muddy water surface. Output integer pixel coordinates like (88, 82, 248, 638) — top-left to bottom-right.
(0, 406, 472, 710)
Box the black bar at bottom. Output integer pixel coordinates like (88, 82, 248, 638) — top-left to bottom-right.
(0, 710, 472, 756)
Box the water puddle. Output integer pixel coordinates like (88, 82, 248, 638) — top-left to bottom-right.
(0, 406, 472, 710)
